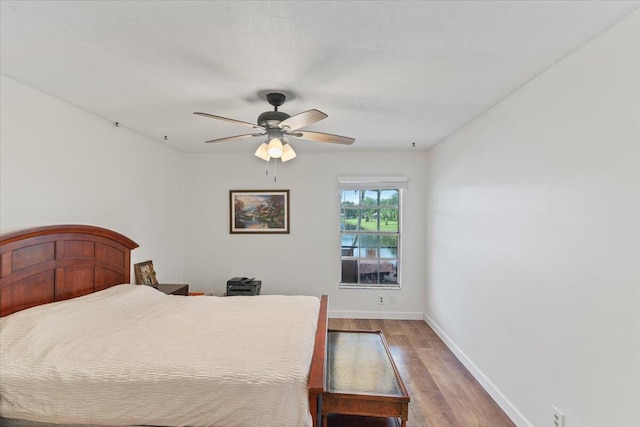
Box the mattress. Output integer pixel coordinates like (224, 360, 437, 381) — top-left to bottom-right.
(0, 285, 320, 427)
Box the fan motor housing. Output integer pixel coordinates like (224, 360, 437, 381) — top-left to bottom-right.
(257, 110, 290, 129)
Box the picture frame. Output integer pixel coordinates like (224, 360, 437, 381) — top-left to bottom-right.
(134, 260, 159, 286)
(230, 190, 290, 234)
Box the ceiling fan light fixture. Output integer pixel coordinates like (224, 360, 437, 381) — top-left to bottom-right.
(281, 143, 296, 162)
(254, 142, 270, 161)
(267, 137, 283, 158)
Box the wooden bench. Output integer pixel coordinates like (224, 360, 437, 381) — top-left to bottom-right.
(323, 329, 410, 427)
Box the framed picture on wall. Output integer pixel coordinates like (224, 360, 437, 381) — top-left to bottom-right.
(134, 260, 159, 286)
(230, 190, 290, 234)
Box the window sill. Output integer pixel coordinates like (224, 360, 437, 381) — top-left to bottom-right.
(339, 283, 401, 290)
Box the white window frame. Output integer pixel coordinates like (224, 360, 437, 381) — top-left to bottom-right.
(338, 176, 407, 289)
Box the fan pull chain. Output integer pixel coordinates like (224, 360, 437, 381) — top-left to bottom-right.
(273, 158, 277, 182)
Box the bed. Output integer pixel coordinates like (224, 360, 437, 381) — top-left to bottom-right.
(0, 225, 328, 427)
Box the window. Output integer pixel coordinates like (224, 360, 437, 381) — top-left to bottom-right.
(339, 177, 405, 288)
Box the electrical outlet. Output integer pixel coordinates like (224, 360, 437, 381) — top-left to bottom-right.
(552, 405, 565, 427)
(378, 295, 385, 305)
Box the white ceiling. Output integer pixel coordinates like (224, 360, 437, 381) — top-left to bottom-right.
(1, 1, 638, 154)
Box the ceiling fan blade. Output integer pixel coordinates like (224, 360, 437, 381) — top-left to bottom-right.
(293, 130, 355, 145)
(194, 112, 264, 130)
(204, 133, 264, 144)
(279, 109, 327, 131)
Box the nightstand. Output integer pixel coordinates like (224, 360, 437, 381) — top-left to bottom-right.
(156, 283, 189, 296)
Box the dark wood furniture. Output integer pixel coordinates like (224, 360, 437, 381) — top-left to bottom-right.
(0, 224, 138, 316)
(323, 329, 410, 427)
(0, 224, 328, 426)
(156, 283, 189, 295)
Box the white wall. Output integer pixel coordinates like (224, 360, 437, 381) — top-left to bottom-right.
(182, 151, 427, 318)
(0, 75, 185, 282)
(424, 10, 639, 427)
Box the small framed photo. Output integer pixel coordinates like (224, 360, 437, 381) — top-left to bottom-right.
(230, 190, 290, 234)
(134, 260, 159, 286)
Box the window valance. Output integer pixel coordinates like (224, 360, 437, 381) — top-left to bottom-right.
(337, 176, 408, 190)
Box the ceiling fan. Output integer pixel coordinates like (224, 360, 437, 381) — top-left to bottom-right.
(194, 92, 355, 162)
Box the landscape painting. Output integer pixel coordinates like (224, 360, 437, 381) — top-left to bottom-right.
(230, 190, 290, 234)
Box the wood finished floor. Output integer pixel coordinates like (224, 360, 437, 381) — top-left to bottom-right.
(328, 319, 515, 427)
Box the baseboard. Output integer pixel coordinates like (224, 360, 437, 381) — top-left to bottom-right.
(329, 310, 423, 320)
(423, 313, 534, 427)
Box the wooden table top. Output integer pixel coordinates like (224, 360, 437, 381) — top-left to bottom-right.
(323, 329, 410, 427)
(326, 330, 405, 397)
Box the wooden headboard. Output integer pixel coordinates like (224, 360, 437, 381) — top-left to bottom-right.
(0, 225, 138, 317)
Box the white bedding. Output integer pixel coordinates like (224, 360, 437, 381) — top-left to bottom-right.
(0, 285, 320, 427)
